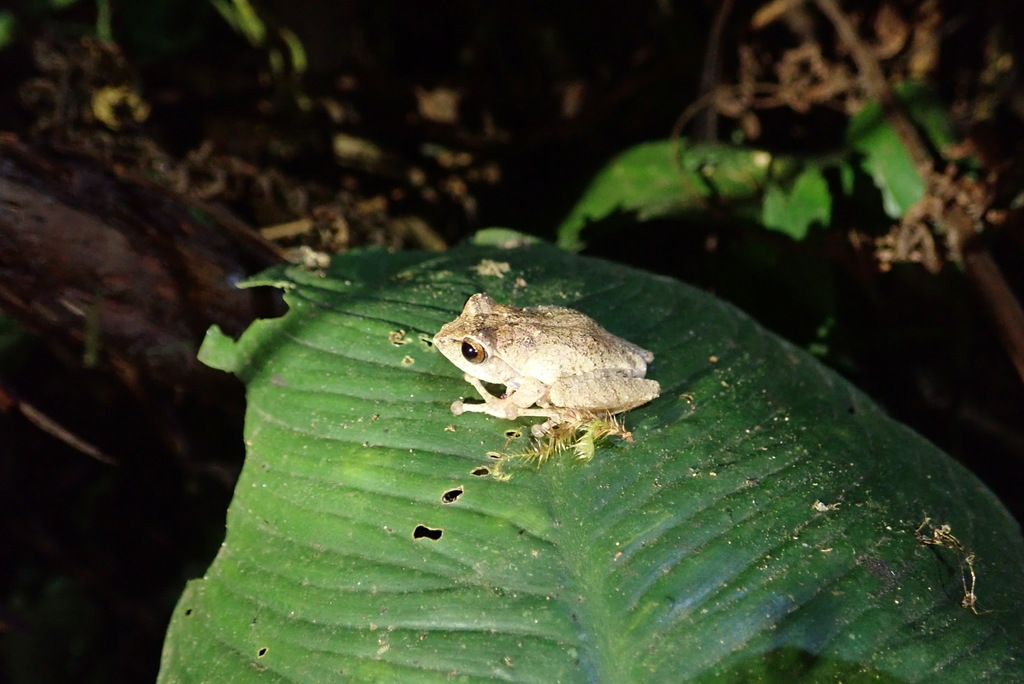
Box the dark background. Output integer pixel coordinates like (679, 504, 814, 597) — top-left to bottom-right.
(1, 1, 1023, 680)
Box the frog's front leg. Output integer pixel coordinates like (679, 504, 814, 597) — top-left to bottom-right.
(451, 374, 516, 419)
(452, 374, 567, 426)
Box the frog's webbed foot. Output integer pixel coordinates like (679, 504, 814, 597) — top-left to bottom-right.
(451, 396, 513, 418)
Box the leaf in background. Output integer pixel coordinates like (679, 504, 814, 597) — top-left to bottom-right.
(160, 238, 1024, 683)
(0, 315, 33, 362)
(556, 140, 787, 251)
(761, 165, 832, 240)
(0, 11, 16, 51)
(846, 81, 955, 218)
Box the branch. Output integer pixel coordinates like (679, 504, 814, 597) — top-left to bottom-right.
(815, 0, 1024, 387)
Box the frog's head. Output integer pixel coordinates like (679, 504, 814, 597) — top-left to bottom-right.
(433, 293, 517, 385)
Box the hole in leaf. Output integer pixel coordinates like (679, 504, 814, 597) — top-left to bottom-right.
(470, 467, 490, 477)
(257, 647, 268, 658)
(184, 608, 193, 616)
(413, 525, 443, 540)
(441, 486, 464, 504)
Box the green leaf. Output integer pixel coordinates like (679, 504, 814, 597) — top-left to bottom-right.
(160, 237, 1024, 683)
(761, 165, 832, 240)
(0, 11, 17, 51)
(556, 140, 784, 251)
(846, 81, 955, 218)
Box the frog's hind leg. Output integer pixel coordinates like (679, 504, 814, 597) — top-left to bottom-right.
(548, 371, 660, 413)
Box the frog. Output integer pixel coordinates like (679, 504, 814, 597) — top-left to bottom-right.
(433, 292, 660, 436)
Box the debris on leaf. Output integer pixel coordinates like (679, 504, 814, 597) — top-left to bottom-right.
(488, 413, 633, 480)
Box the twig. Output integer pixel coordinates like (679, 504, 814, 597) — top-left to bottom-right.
(751, 0, 808, 30)
(0, 383, 116, 464)
(695, 0, 736, 141)
(963, 241, 1024, 381)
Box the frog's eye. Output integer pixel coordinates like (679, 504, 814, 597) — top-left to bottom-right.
(461, 339, 487, 364)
